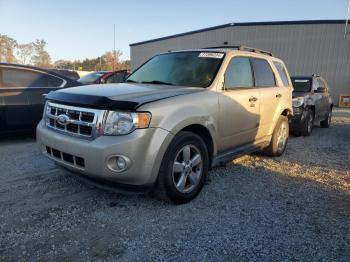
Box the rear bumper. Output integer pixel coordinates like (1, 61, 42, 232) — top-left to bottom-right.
(36, 120, 174, 188)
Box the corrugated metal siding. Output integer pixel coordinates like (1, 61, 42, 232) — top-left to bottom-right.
(130, 23, 350, 104)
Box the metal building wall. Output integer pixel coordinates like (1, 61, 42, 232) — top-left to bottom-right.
(130, 22, 350, 104)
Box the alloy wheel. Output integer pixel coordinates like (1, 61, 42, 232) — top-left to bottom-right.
(172, 144, 203, 193)
(277, 122, 288, 152)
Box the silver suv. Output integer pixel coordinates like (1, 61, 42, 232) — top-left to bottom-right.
(37, 46, 293, 203)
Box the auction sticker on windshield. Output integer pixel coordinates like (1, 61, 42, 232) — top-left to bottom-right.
(198, 52, 224, 59)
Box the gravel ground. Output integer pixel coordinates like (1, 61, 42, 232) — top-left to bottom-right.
(0, 108, 349, 261)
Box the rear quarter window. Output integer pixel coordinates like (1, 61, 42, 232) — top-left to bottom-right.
(47, 75, 64, 87)
(273, 61, 290, 87)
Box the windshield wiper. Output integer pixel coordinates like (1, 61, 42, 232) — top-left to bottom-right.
(141, 80, 174, 86)
(126, 79, 139, 83)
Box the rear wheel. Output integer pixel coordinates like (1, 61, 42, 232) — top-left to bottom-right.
(263, 115, 289, 157)
(300, 109, 314, 136)
(320, 109, 332, 128)
(154, 131, 209, 204)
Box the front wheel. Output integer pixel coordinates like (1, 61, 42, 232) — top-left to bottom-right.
(154, 131, 209, 204)
(263, 115, 289, 157)
(320, 109, 332, 128)
(300, 109, 314, 136)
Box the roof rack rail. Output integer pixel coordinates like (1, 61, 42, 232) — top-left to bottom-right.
(205, 45, 274, 57)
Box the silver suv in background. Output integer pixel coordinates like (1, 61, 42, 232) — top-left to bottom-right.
(37, 46, 293, 203)
(290, 75, 333, 136)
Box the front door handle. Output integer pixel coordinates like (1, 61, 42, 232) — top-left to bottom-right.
(249, 96, 258, 102)
(276, 93, 282, 98)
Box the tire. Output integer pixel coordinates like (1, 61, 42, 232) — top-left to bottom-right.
(263, 115, 289, 157)
(292, 130, 301, 136)
(320, 109, 332, 128)
(300, 109, 314, 136)
(154, 131, 209, 204)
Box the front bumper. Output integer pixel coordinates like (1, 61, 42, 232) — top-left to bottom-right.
(289, 107, 306, 130)
(36, 120, 173, 188)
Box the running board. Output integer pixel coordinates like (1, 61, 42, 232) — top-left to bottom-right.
(212, 140, 269, 167)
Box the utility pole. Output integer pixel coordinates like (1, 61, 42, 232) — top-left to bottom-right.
(345, 0, 350, 38)
(113, 24, 116, 72)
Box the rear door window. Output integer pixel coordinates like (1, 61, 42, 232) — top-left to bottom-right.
(224, 57, 254, 89)
(2, 68, 48, 87)
(273, 61, 289, 87)
(106, 72, 126, 83)
(251, 58, 276, 87)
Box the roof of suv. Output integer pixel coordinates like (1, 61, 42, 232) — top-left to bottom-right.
(166, 45, 278, 60)
(292, 75, 322, 79)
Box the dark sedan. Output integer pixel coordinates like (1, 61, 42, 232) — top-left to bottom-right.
(0, 63, 82, 133)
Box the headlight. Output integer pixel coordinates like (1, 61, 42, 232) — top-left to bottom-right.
(44, 101, 49, 117)
(103, 111, 151, 136)
(292, 97, 304, 107)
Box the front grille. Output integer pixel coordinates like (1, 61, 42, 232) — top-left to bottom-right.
(45, 145, 85, 168)
(67, 123, 78, 133)
(81, 112, 95, 122)
(45, 102, 103, 139)
(80, 125, 92, 135)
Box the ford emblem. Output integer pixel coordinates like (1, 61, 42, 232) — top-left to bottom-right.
(57, 114, 70, 126)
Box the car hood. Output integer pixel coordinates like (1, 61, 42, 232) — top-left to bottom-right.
(47, 83, 205, 110)
(292, 91, 309, 98)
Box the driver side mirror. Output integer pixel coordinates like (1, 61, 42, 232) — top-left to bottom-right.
(315, 86, 326, 93)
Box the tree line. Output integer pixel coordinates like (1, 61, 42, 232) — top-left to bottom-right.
(0, 34, 130, 71)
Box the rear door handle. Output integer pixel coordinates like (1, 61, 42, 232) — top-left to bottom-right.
(249, 96, 258, 102)
(276, 93, 282, 98)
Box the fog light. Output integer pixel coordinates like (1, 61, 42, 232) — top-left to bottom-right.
(106, 155, 131, 173)
(116, 157, 126, 169)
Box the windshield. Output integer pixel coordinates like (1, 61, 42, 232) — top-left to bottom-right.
(78, 72, 104, 83)
(127, 51, 224, 88)
(291, 77, 312, 92)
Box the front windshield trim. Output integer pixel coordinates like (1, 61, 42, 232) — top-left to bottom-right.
(126, 51, 226, 88)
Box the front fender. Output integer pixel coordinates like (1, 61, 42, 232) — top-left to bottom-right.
(139, 91, 220, 154)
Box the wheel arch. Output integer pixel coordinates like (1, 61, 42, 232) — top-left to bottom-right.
(305, 105, 316, 116)
(281, 108, 292, 116)
(179, 124, 215, 168)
